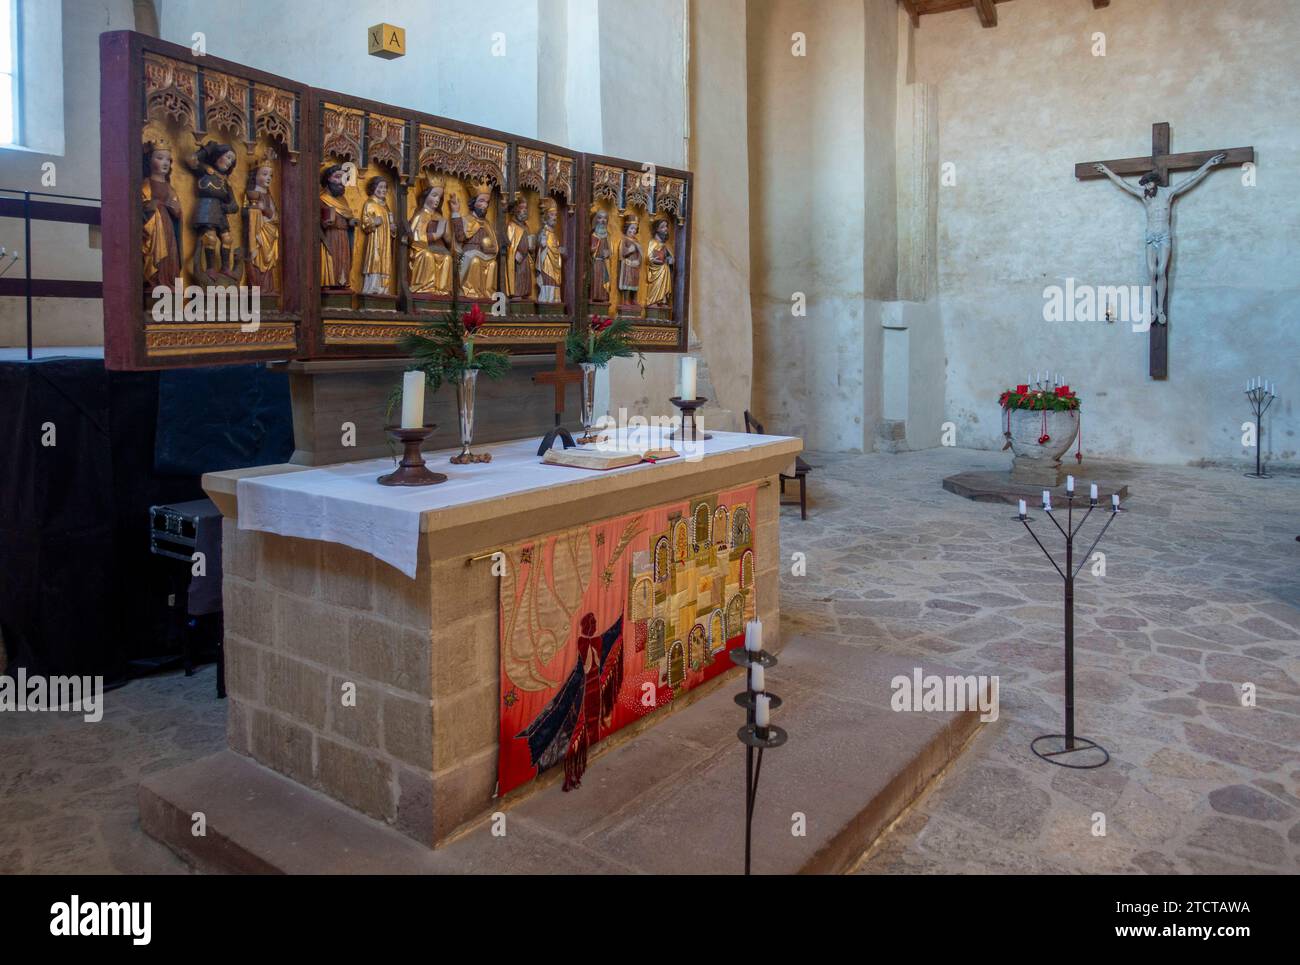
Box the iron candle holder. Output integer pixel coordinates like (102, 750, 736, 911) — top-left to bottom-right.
(730, 647, 787, 874)
(1016, 490, 1121, 769)
(1244, 383, 1276, 479)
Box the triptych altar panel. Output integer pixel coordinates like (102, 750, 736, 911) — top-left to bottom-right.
(100, 31, 693, 370)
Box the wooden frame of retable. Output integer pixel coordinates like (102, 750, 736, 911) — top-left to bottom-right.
(99, 30, 694, 370)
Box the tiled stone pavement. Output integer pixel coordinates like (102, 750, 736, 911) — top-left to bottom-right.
(0, 666, 225, 873)
(1, 446, 1296, 874)
(777, 447, 1298, 874)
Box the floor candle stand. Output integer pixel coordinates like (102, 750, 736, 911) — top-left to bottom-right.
(1244, 382, 1276, 479)
(1017, 488, 1120, 769)
(730, 647, 786, 875)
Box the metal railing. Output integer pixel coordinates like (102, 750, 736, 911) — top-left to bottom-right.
(0, 188, 102, 360)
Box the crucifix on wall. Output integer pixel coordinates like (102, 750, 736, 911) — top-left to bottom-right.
(1075, 123, 1255, 379)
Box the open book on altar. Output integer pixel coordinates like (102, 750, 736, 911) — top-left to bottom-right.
(541, 446, 681, 471)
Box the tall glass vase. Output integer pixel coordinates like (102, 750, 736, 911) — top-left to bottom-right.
(578, 362, 600, 442)
(452, 368, 489, 463)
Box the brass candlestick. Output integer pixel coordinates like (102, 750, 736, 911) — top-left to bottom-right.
(378, 425, 447, 486)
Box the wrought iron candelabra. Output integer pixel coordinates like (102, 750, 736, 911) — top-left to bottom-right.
(1244, 380, 1276, 479)
(731, 640, 786, 875)
(1016, 484, 1122, 769)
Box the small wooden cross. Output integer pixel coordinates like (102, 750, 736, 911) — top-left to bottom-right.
(1076, 122, 1254, 379)
(533, 341, 582, 425)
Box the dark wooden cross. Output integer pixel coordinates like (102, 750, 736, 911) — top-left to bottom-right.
(1075, 123, 1254, 379)
(533, 341, 583, 424)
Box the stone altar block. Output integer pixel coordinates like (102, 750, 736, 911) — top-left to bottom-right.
(187, 431, 800, 852)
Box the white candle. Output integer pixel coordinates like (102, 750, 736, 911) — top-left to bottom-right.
(400, 370, 424, 429)
(1112, 493, 1120, 510)
(1066, 475, 1075, 493)
(1018, 499, 1027, 518)
(679, 356, 697, 401)
(1090, 483, 1099, 501)
(745, 618, 762, 653)
(755, 693, 771, 729)
(750, 663, 765, 693)
(1042, 490, 1052, 511)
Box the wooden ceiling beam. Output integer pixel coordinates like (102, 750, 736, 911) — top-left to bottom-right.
(901, 0, 1110, 28)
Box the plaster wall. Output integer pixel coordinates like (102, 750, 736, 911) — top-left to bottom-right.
(683, 0, 751, 430)
(748, 0, 897, 452)
(912, 0, 1299, 467)
(0, 0, 134, 348)
(748, 0, 865, 451)
(594, 0, 686, 424)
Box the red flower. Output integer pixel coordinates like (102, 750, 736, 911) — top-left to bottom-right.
(461, 304, 485, 335)
(590, 314, 613, 333)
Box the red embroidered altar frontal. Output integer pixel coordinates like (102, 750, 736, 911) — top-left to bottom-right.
(498, 485, 759, 795)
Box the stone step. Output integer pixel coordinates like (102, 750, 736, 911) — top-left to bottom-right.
(140, 636, 982, 874)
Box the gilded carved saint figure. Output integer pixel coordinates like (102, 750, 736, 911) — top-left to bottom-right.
(617, 216, 642, 307)
(319, 164, 356, 290)
(506, 197, 535, 301)
(451, 181, 499, 300)
(186, 140, 241, 284)
(359, 176, 397, 295)
(407, 179, 453, 297)
(588, 209, 612, 304)
(141, 138, 182, 291)
(645, 217, 674, 308)
(242, 152, 279, 296)
(535, 199, 563, 304)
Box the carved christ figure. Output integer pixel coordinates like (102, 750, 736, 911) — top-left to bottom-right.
(320, 164, 356, 290)
(617, 216, 642, 307)
(359, 176, 396, 295)
(1094, 153, 1226, 325)
(588, 209, 612, 304)
(407, 180, 453, 296)
(506, 197, 535, 300)
(141, 139, 182, 291)
(451, 181, 499, 300)
(535, 199, 563, 304)
(645, 218, 674, 308)
(243, 155, 279, 296)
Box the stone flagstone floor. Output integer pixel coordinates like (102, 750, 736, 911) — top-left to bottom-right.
(1, 447, 1296, 874)
(780, 447, 1298, 874)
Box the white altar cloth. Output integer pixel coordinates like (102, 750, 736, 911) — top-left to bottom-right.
(236, 430, 795, 578)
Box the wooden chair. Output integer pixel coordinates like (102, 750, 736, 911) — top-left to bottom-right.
(744, 410, 811, 520)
